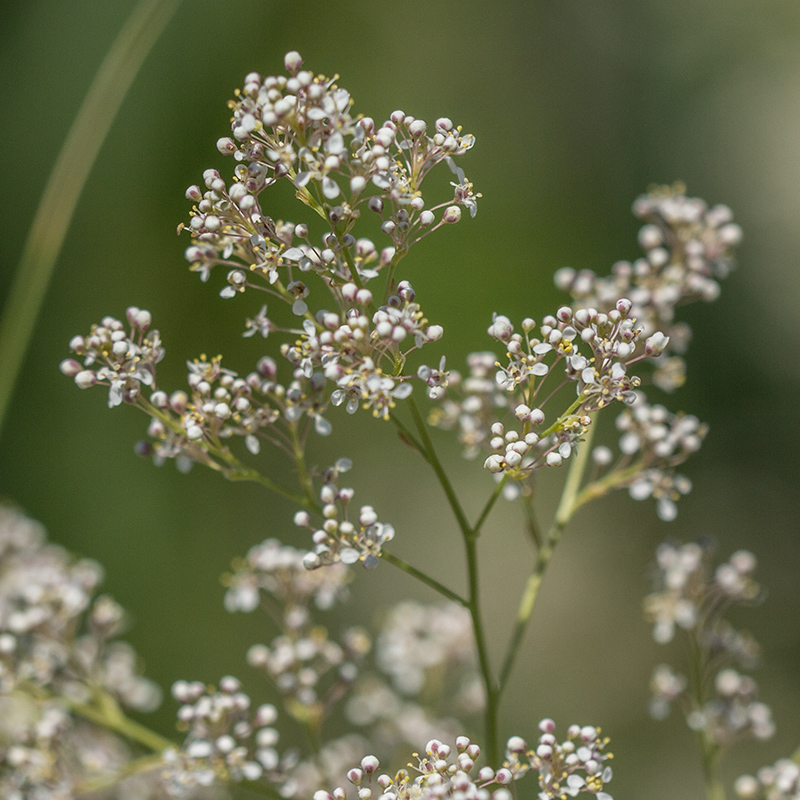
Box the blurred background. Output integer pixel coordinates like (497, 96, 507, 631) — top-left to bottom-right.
(1, 0, 799, 796)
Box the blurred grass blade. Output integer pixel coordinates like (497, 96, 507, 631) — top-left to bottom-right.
(0, 0, 183, 438)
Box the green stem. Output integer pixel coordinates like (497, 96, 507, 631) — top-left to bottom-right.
(287, 420, 320, 512)
(688, 633, 726, 800)
(522, 492, 542, 549)
(538, 394, 587, 439)
(382, 248, 408, 303)
(0, 0, 183, 440)
(74, 754, 164, 794)
(700, 742, 726, 800)
(465, 533, 500, 765)
(473, 475, 509, 535)
(67, 694, 175, 753)
(408, 398, 471, 537)
(382, 550, 468, 607)
(572, 460, 646, 512)
(406, 398, 502, 759)
(389, 411, 430, 462)
(497, 422, 596, 691)
(224, 462, 310, 507)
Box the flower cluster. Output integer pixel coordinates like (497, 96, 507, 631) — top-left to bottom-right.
(162, 677, 281, 794)
(223, 537, 351, 615)
(316, 730, 612, 800)
(223, 537, 370, 726)
(283, 280, 443, 421)
(504, 720, 613, 800)
(587, 391, 708, 521)
(554, 183, 742, 391)
(432, 299, 669, 481)
(644, 541, 773, 748)
(295, 460, 396, 569)
(59, 307, 163, 408)
(736, 759, 800, 800)
(65, 52, 481, 498)
(0, 506, 160, 710)
(0, 506, 161, 798)
(190, 50, 476, 278)
(375, 601, 478, 706)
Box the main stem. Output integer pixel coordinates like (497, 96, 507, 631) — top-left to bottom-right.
(407, 398, 500, 761)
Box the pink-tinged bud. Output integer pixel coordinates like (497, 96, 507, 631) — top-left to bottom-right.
(169, 390, 188, 413)
(59, 359, 82, 376)
(616, 298, 633, 316)
(256, 356, 277, 380)
(127, 306, 151, 331)
(347, 769, 363, 785)
(217, 137, 237, 155)
(74, 370, 96, 389)
(645, 331, 670, 356)
(496, 769, 513, 785)
(408, 119, 427, 137)
(443, 206, 462, 224)
(341, 283, 358, 302)
(426, 324, 444, 342)
(484, 454, 504, 473)
(284, 51, 303, 74)
(69, 335, 86, 352)
(360, 755, 379, 774)
(355, 288, 373, 306)
(546, 452, 563, 467)
(185, 185, 202, 202)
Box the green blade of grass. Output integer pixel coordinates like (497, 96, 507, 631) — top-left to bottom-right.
(0, 0, 183, 438)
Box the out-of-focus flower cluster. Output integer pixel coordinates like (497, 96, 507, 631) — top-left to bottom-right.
(0, 506, 160, 710)
(315, 729, 612, 800)
(554, 183, 742, 391)
(0, 506, 161, 798)
(644, 541, 773, 748)
(161, 677, 280, 795)
(345, 600, 483, 755)
(223, 536, 369, 727)
(588, 391, 708, 521)
(736, 759, 800, 800)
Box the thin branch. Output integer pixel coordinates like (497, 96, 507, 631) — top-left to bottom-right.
(382, 550, 468, 607)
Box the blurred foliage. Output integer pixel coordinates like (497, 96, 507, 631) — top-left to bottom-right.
(1, 1, 799, 797)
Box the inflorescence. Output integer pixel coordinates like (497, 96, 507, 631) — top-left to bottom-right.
(32, 47, 785, 800)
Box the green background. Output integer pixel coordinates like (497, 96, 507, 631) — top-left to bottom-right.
(1, 1, 800, 796)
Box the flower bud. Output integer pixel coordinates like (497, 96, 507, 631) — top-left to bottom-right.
(645, 331, 670, 356)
